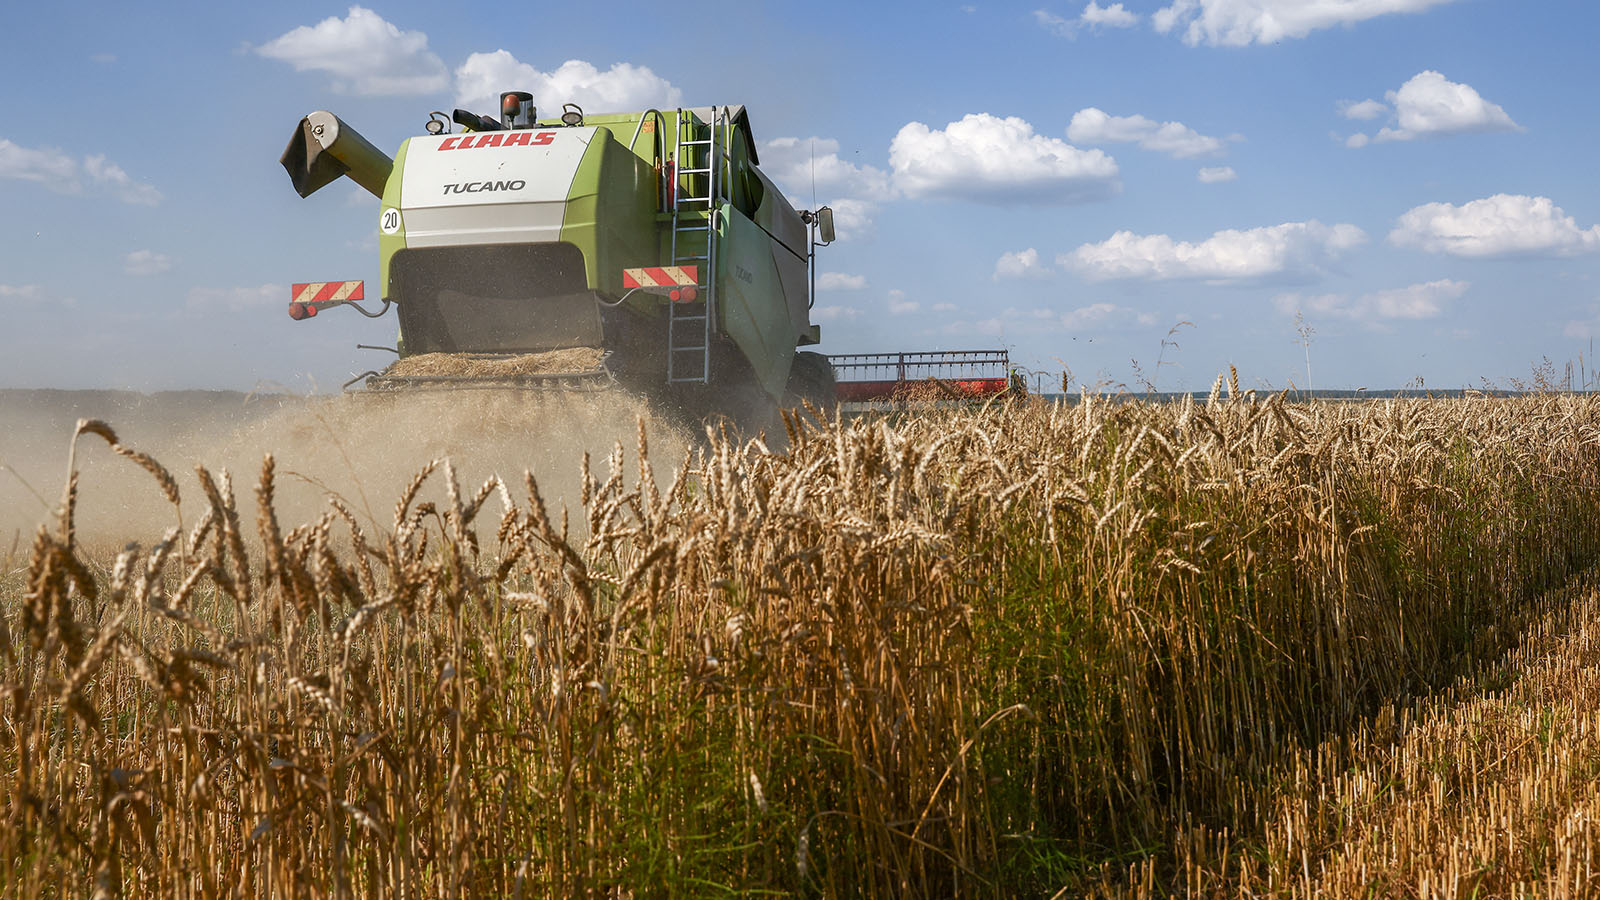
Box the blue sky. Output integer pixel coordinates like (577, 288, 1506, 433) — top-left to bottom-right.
(4, 0, 1599, 392)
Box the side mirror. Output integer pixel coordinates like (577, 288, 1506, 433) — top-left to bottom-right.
(817, 206, 836, 244)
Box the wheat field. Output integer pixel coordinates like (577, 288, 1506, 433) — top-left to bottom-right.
(6, 379, 1600, 897)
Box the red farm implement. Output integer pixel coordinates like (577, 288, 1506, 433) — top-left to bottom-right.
(827, 350, 1017, 404)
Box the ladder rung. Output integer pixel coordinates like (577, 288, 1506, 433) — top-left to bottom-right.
(672, 346, 708, 353)
(678, 167, 712, 175)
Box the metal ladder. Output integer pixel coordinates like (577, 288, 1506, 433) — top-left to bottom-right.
(666, 107, 726, 384)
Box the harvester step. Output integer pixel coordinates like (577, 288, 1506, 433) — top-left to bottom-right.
(679, 167, 712, 175)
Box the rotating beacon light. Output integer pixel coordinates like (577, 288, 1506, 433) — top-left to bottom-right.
(500, 91, 535, 129)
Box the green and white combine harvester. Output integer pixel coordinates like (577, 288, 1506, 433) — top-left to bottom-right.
(280, 91, 1015, 422)
(281, 91, 840, 423)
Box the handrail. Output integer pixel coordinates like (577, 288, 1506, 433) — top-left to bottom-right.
(628, 108, 668, 210)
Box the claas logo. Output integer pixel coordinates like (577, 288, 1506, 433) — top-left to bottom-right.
(438, 131, 556, 150)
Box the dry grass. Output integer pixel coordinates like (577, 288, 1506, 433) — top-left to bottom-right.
(383, 348, 604, 378)
(5, 381, 1600, 897)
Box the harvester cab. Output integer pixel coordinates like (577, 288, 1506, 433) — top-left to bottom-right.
(280, 93, 838, 418)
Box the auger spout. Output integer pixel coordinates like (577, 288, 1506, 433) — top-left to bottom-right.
(280, 110, 393, 199)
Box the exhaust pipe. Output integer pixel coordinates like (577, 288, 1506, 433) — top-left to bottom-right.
(280, 110, 393, 199)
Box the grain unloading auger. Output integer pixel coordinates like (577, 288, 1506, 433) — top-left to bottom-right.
(280, 94, 839, 421)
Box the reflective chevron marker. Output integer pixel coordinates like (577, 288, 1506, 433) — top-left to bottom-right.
(288, 281, 365, 320)
(622, 266, 698, 289)
(622, 267, 700, 302)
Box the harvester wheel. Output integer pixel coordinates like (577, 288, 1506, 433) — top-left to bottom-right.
(783, 351, 837, 416)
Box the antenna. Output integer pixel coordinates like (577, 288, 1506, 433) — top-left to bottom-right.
(810, 138, 817, 210)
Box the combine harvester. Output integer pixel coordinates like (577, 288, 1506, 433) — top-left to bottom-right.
(280, 92, 1016, 425)
(281, 93, 838, 426)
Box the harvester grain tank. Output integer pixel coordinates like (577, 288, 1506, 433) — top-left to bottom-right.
(280, 94, 838, 420)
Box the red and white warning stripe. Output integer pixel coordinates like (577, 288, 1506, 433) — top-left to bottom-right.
(288, 281, 365, 320)
(292, 281, 365, 304)
(622, 266, 698, 289)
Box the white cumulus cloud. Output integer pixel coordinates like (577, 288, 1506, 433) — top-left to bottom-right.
(994, 248, 1051, 280)
(817, 272, 867, 291)
(1082, 2, 1140, 27)
(456, 52, 680, 114)
(887, 289, 920, 315)
(1063, 220, 1366, 282)
(1059, 302, 1155, 329)
(256, 6, 448, 96)
(760, 137, 892, 202)
(0, 139, 160, 205)
(817, 199, 879, 240)
(1345, 71, 1520, 146)
(1390, 194, 1600, 258)
(124, 250, 171, 276)
(1197, 166, 1236, 183)
(1275, 279, 1468, 322)
(811, 304, 862, 323)
(83, 156, 162, 205)
(1339, 98, 1388, 121)
(1036, 2, 1139, 36)
(1370, 71, 1520, 142)
(973, 302, 1154, 333)
(1565, 308, 1600, 340)
(890, 113, 1119, 204)
(759, 137, 891, 237)
(0, 284, 43, 303)
(0, 140, 78, 184)
(0, 283, 75, 310)
(1067, 108, 1227, 158)
(1034, 9, 1077, 35)
(1153, 0, 1461, 46)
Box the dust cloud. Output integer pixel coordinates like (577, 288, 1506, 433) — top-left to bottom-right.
(0, 388, 696, 559)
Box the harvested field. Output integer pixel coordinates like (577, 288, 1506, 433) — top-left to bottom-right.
(382, 347, 605, 378)
(5, 384, 1600, 897)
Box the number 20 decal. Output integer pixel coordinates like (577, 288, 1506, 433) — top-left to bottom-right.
(380, 208, 401, 235)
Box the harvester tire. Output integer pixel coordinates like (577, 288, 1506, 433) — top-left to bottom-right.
(783, 351, 837, 414)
